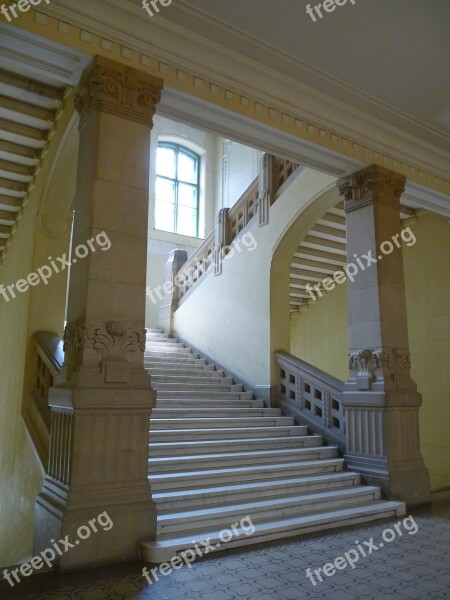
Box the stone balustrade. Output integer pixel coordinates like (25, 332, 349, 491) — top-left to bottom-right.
(276, 351, 346, 451)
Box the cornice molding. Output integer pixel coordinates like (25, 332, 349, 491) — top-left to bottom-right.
(8, 3, 450, 200)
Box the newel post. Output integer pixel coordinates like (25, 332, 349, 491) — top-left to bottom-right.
(258, 153, 277, 226)
(157, 249, 188, 334)
(213, 208, 230, 275)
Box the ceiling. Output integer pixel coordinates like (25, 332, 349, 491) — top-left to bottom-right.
(155, 0, 450, 145)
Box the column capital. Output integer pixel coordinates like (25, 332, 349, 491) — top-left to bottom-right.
(74, 56, 163, 127)
(337, 164, 406, 213)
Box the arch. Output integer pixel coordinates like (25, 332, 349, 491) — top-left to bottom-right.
(269, 184, 341, 393)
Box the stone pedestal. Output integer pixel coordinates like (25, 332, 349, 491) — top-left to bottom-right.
(337, 165, 430, 506)
(33, 57, 164, 569)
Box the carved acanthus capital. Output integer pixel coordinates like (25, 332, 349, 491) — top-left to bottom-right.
(74, 56, 163, 127)
(63, 320, 146, 363)
(337, 165, 406, 213)
(85, 321, 146, 361)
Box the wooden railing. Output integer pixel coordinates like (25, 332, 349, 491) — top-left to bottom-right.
(176, 155, 300, 300)
(23, 331, 64, 466)
(276, 351, 346, 450)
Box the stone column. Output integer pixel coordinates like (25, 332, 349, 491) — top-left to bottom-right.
(337, 164, 430, 506)
(33, 56, 164, 569)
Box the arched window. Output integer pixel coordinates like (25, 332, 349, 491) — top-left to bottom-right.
(155, 142, 200, 237)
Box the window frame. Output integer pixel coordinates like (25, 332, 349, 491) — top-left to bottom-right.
(155, 142, 201, 238)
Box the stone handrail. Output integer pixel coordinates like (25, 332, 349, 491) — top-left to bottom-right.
(24, 331, 64, 466)
(177, 230, 215, 298)
(176, 155, 300, 301)
(276, 351, 346, 450)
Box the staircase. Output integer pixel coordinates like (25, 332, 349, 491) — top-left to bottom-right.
(142, 329, 405, 562)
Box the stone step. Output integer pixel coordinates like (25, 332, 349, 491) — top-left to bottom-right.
(145, 348, 194, 356)
(145, 356, 207, 366)
(146, 332, 169, 337)
(157, 486, 382, 536)
(153, 471, 361, 511)
(155, 398, 265, 409)
(150, 373, 230, 383)
(147, 341, 186, 349)
(149, 434, 316, 458)
(151, 382, 243, 392)
(151, 408, 281, 419)
(156, 391, 254, 400)
(150, 416, 294, 430)
(149, 442, 327, 473)
(149, 425, 308, 444)
(142, 501, 406, 562)
(149, 457, 342, 491)
(149, 368, 222, 377)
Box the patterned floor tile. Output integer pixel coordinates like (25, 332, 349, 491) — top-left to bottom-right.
(0, 501, 448, 600)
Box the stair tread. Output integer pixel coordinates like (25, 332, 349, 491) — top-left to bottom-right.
(149, 457, 342, 481)
(151, 426, 305, 433)
(152, 471, 359, 500)
(149, 445, 325, 464)
(144, 500, 405, 549)
(149, 435, 316, 448)
(158, 486, 380, 522)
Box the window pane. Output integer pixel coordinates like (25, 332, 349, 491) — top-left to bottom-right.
(178, 182, 198, 208)
(156, 146, 176, 179)
(177, 205, 198, 237)
(178, 151, 198, 184)
(156, 177, 175, 204)
(155, 177, 175, 232)
(155, 200, 175, 232)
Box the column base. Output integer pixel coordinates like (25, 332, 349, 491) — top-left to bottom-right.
(344, 453, 431, 507)
(34, 477, 156, 571)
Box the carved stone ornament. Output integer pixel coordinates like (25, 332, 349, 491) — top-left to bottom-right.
(337, 165, 406, 213)
(348, 348, 381, 390)
(63, 320, 87, 363)
(63, 320, 146, 364)
(377, 348, 411, 388)
(74, 56, 163, 126)
(349, 348, 380, 376)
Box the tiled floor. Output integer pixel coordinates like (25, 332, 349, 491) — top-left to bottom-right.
(1, 501, 449, 600)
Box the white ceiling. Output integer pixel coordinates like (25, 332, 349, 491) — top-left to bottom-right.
(158, 0, 450, 144)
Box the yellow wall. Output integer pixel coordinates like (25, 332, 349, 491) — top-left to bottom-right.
(290, 281, 348, 381)
(0, 97, 77, 567)
(289, 211, 450, 492)
(404, 212, 450, 492)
